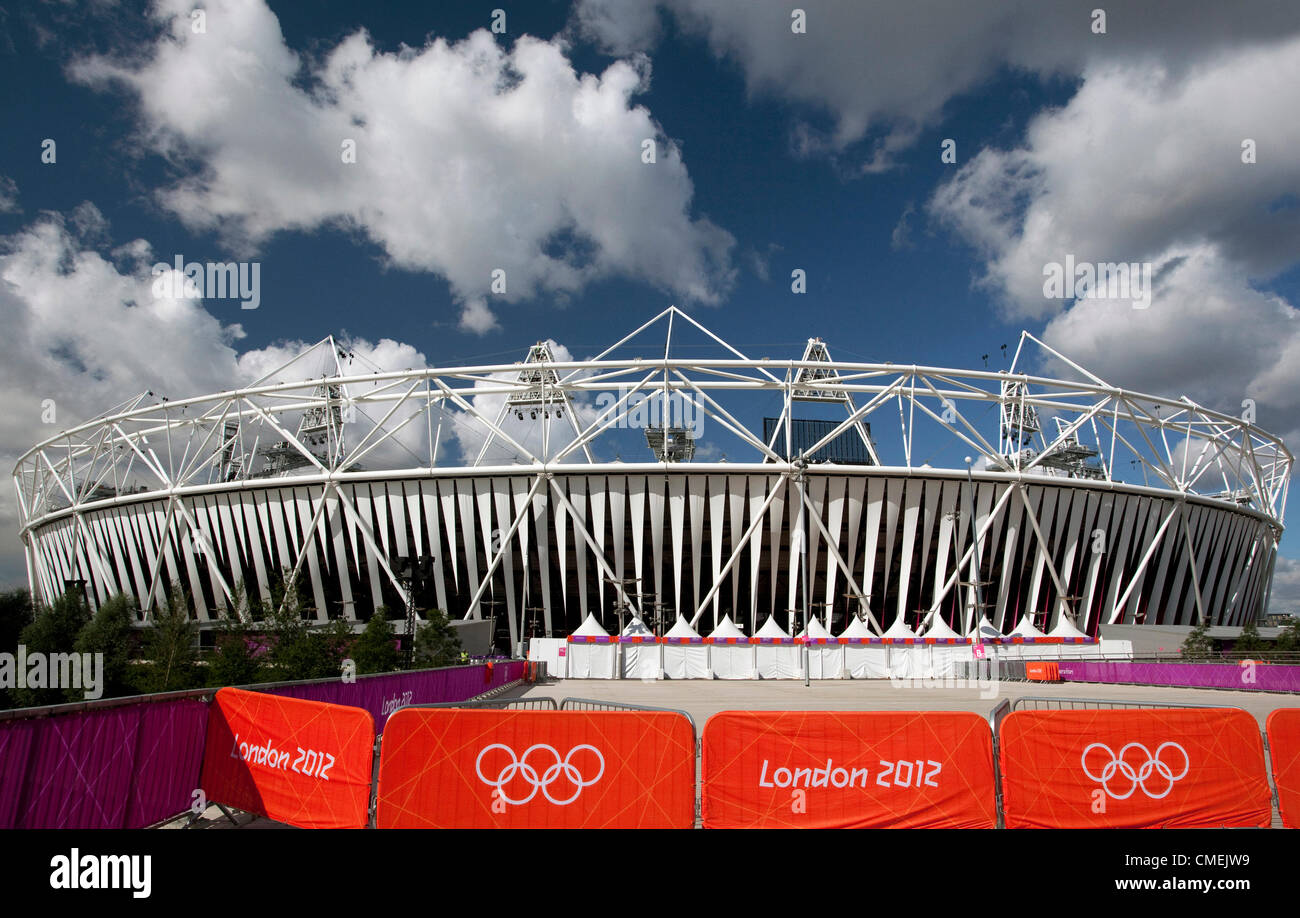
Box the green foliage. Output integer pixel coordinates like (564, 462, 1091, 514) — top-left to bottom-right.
(13, 588, 91, 707)
(0, 588, 34, 652)
(0, 589, 35, 709)
(1180, 620, 1215, 660)
(206, 614, 267, 687)
(350, 608, 399, 674)
(265, 606, 353, 682)
(71, 593, 137, 701)
(1233, 618, 1268, 658)
(413, 608, 462, 668)
(136, 587, 199, 693)
(1275, 617, 1300, 655)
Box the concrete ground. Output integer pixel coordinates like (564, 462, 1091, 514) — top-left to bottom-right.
(513, 676, 1296, 728)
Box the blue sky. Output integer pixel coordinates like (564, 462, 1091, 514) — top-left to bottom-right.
(2, 0, 1299, 605)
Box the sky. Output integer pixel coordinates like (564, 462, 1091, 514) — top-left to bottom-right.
(2, 0, 1299, 609)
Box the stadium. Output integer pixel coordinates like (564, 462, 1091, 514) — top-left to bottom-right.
(11, 307, 1293, 654)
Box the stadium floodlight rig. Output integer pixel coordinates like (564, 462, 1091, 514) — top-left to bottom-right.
(13, 307, 1292, 651)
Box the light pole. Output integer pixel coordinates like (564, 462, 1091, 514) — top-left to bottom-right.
(963, 456, 988, 637)
(794, 455, 810, 687)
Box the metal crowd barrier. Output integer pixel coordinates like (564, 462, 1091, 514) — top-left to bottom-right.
(406, 695, 558, 710)
(559, 696, 697, 731)
(1009, 695, 1233, 711)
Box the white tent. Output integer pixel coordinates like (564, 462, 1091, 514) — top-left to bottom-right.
(1008, 614, 1048, 638)
(1004, 613, 1048, 662)
(883, 617, 926, 679)
(708, 615, 755, 679)
(799, 616, 838, 679)
(662, 615, 710, 679)
(1048, 614, 1099, 658)
(566, 613, 616, 678)
(620, 616, 660, 679)
(841, 615, 888, 678)
(969, 615, 1002, 641)
(755, 615, 799, 679)
(923, 615, 969, 678)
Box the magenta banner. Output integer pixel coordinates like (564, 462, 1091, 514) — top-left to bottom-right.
(1058, 660, 1300, 693)
(262, 661, 526, 731)
(0, 661, 524, 829)
(0, 697, 208, 829)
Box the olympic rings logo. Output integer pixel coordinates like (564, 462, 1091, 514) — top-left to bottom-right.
(1081, 741, 1190, 800)
(475, 743, 606, 806)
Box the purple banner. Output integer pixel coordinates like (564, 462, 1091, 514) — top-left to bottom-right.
(0, 698, 209, 829)
(262, 661, 526, 732)
(1059, 660, 1300, 693)
(0, 662, 523, 829)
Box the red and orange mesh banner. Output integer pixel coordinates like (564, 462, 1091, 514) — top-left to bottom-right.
(1026, 662, 1060, 681)
(999, 708, 1271, 828)
(375, 709, 695, 828)
(701, 711, 996, 829)
(1266, 708, 1300, 829)
(200, 687, 376, 829)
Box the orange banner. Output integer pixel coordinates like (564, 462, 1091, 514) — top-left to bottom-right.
(999, 708, 1271, 828)
(1026, 662, 1060, 681)
(375, 709, 695, 828)
(1266, 708, 1300, 829)
(701, 711, 996, 829)
(200, 687, 376, 829)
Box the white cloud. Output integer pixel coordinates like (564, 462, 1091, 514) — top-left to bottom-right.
(70, 0, 735, 333)
(0, 175, 19, 214)
(0, 208, 429, 587)
(574, 0, 1300, 169)
(927, 38, 1300, 446)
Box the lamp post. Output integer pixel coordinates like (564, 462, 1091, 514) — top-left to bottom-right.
(794, 455, 810, 687)
(963, 457, 987, 634)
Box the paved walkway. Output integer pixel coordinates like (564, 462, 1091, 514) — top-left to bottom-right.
(513, 677, 1295, 727)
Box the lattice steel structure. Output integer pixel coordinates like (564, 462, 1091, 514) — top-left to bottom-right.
(13, 307, 1291, 648)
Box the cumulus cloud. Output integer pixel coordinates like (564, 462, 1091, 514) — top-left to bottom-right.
(927, 37, 1300, 446)
(70, 0, 735, 333)
(574, 0, 1300, 169)
(0, 208, 430, 586)
(0, 176, 19, 214)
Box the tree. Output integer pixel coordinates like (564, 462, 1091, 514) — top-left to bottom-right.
(13, 587, 91, 707)
(414, 608, 462, 668)
(137, 588, 199, 693)
(71, 593, 137, 701)
(206, 613, 266, 687)
(350, 609, 400, 674)
(1275, 617, 1300, 656)
(0, 589, 35, 709)
(1180, 620, 1214, 660)
(265, 606, 353, 682)
(1233, 618, 1268, 659)
(0, 588, 33, 652)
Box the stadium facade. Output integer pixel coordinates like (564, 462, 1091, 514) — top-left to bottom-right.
(12, 308, 1292, 649)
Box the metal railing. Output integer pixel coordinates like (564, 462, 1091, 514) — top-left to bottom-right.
(408, 695, 558, 710)
(559, 697, 697, 731)
(1009, 695, 1235, 711)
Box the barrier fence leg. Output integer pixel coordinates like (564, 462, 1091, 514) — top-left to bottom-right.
(368, 735, 383, 830)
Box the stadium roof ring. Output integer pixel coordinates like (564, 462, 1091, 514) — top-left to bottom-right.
(13, 307, 1292, 645)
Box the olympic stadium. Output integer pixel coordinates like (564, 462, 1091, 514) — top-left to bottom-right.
(12, 307, 1293, 654)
